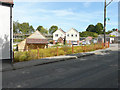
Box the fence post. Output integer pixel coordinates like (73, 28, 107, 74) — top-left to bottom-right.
(108, 41, 109, 48)
(37, 46, 39, 59)
(72, 45, 74, 53)
(57, 47, 58, 56)
(102, 42, 104, 49)
(94, 44, 96, 50)
(13, 51, 14, 63)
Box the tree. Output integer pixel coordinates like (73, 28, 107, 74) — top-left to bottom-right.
(86, 24, 95, 32)
(80, 31, 98, 37)
(49, 25, 58, 34)
(13, 21, 20, 33)
(94, 23, 103, 34)
(36, 26, 48, 34)
(18, 23, 30, 34)
(106, 30, 112, 34)
(29, 25, 35, 33)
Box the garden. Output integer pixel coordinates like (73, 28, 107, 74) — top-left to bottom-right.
(14, 42, 109, 62)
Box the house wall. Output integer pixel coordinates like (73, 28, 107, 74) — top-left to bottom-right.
(0, 5, 12, 59)
(18, 39, 26, 52)
(53, 30, 65, 41)
(66, 29, 79, 45)
(66, 29, 79, 41)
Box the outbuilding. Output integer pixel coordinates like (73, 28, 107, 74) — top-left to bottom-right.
(18, 30, 48, 52)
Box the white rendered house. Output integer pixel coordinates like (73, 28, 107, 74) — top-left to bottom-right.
(53, 28, 66, 44)
(0, 0, 14, 60)
(66, 28, 79, 45)
(53, 28, 79, 45)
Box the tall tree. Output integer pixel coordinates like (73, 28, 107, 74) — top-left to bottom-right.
(36, 26, 48, 34)
(29, 25, 35, 33)
(13, 21, 20, 33)
(86, 24, 95, 32)
(94, 23, 103, 34)
(18, 23, 30, 34)
(49, 25, 58, 34)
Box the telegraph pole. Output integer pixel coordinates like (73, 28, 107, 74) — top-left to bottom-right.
(104, 0, 106, 46)
(103, 0, 113, 46)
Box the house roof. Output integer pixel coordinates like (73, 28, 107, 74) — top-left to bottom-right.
(26, 38, 48, 44)
(19, 30, 48, 45)
(67, 28, 79, 33)
(109, 31, 120, 36)
(0, 0, 13, 4)
(27, 30, 47, 39)
(58, 37, 64, 40)
(59, 28, 66, 34)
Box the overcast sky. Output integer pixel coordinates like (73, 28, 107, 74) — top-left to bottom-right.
(13, 2, 118, 32)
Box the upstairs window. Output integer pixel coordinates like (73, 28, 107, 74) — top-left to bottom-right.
(71, 34, 73, 37)
(55, 34, 58, 37)
(76, 34, 77, 37)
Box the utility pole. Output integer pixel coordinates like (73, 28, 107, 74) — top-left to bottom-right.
(103, 0, 113, 46)
(104, 0, 106, 46)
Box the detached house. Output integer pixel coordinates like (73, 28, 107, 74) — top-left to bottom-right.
(53, 28, 80, 45)
(66, 28, 79, 45)
(53, 28, 66, 44)
(18, 30, 48, 52)
(0, 0, 14, 60)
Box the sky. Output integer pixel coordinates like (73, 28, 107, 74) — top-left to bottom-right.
(13, 1, 118, 32)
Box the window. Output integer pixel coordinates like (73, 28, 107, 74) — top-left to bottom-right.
(67, 34, 69, 37)
(76, 34, 77, 37)
(55, 34, 58, 37)
(71, 34, 73, 37)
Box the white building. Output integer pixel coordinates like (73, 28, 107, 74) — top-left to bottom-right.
(53, 28, 66, 44)
(109, 31, 120, 37)
(0, 0, 14, 60)
(53, 28, 79, 45)
(66, 28, 79, 45)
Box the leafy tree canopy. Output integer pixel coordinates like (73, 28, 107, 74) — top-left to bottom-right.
(13, 21, 35, 34)
(86, 23, 103, 35)
(49, 25, 58, 34)
(94, 23, 103, 34)
(36, 26, 48, 34)
(80, 31, 98, 37)
(86, 24, 95, 32)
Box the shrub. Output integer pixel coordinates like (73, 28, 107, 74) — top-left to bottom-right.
(58, 49, 65, 55)
(14, 43, 107, 62)
(61, 45, 70, 53)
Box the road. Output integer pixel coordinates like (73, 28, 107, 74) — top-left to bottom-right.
(2, 44, 119, 88)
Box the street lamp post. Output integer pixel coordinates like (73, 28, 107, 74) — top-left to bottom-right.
(103, 0, 113, 47)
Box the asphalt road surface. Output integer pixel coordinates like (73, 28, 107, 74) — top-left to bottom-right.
(3, 46, 119, 88)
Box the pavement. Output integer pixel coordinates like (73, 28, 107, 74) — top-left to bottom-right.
(2, 45, 118, 88)
(1, 46, 112, 72)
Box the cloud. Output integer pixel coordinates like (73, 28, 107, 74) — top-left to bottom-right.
(13, 2, 117, 32)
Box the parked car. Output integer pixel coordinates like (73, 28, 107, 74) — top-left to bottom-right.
(82, 41, 86, 45)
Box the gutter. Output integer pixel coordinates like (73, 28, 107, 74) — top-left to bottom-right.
(0, 1, 14, 7)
